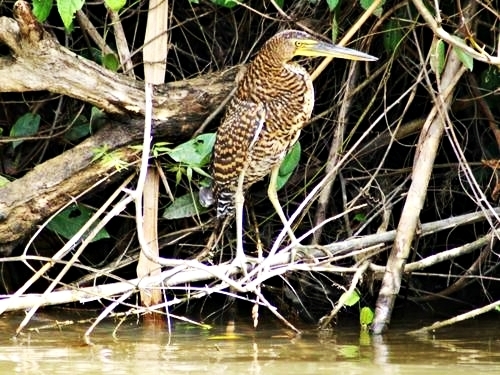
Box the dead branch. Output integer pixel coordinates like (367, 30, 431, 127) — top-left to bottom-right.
(0, 1, 236, 252)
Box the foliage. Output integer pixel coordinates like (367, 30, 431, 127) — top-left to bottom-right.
(360, 306, 374, 330)
(277, 141, 301, 191)
(33, 0, 126, 30)
(46, 204, 110, 242)
(10, 113, 40, 150)
(341, 289, 360, 306)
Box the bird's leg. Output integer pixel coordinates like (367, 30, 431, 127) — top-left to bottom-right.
(268, 165, 300, 259)
(233, 164, 249, 274)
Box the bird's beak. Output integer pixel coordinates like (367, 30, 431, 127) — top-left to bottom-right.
(296, 40, 378, 62)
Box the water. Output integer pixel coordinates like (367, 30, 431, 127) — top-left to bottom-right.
(1, 311, 499, 374)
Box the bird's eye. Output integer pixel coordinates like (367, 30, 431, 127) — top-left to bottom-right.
(295, 41, 303, 48)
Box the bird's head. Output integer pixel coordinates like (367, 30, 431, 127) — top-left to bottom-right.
(264, 29, 378, 63)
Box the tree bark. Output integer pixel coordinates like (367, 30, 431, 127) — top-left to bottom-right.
(0, 1, 236, 253)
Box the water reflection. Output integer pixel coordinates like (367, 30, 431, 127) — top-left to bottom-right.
(1, 312, 500, 374)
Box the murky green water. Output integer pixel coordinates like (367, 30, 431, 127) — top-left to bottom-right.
(1, 312, 500, 374)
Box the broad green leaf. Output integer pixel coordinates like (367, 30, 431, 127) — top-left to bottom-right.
(163, 193, 208, 219)
(64, 114, 91, 141)
(277, 141, 301, 191)
(168, 133, 216, 167)
(451, 36, 473, 71)
(102, 53, 120, 72)
(105, 0, 126, 12)
(56, 0, 84, 30)
(326, 0, 340, 11)
(383, 18, 403, 54)
(274, 0, 284, 8)
(46, 204, 110, 242)
(33, 0, 53, 22)
(341, 289, 360, 306)
(360, 0, 385, 17)
(10, 113, 41, 150)
(360, 306, 374, 326)
(430, 39, 446, 76)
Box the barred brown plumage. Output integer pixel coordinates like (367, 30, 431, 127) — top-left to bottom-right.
(211, 29, 377, 268)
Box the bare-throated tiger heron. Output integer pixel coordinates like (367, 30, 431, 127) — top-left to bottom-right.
(211, 30, 377, 268)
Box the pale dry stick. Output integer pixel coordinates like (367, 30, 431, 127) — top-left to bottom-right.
(369, 234, 493, 275)
(444, 102, 500, 231)
(0, 173, 135, 317)
(76, 10, 115, 56)
(137, 167, 161, 307)
(246, 264, 359, 293)
(408, 299, 500, 334)
(311, 0, 383, 81)
(371, 52, 467, 335)
(84, 289, 134, 342)
(241, 204, 366, 285)
(137, 0, 171, 309)
(312, 62, 360, 244)
(156, 159, 175, 202)
(0, 211, 495, 314)
(252, 288, 300, 334)
(0, 263, 237, 313)
(411, 0, 500, 65)
(255, 84, 419, 275)
(15, 192, 136, 335)
(109, 10, 135, 76)
(414, 241, 494, 302)
(319, 261, 370, 329)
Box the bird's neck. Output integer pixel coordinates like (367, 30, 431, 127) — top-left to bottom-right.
(240, 55, 307, 101)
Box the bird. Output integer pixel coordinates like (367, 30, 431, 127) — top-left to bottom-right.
(210, 29, 377, 269)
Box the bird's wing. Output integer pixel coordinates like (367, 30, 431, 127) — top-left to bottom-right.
(212, 98, 266, 191)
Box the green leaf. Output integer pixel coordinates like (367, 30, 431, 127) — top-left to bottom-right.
(168, 133, 216, 167)
(64, 114, 91, 141)
(10, 113, 41, 150)
(353, 213, 367, 223)
(359, 0, 385, 17)
(33, 0, 53, 22)
(360, 306, 374, 327)
(274, 0, 284, 8)
(56, 0, 84, 30)
(0, 175, 10, 188)
(326, 0, 340, 11)
(210, 0, 239, 8)
(451, 36, 473, 71)
(102, 53, 120, 71)
(341, 289, 360, 306)
(430, 39, 446, 76)
(383, 18, 404, 54)
(277, 141, 301, 191)
(163, 193, 208, 219)
(46, 204, 110, 242)
(104, 0, 126, 12)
